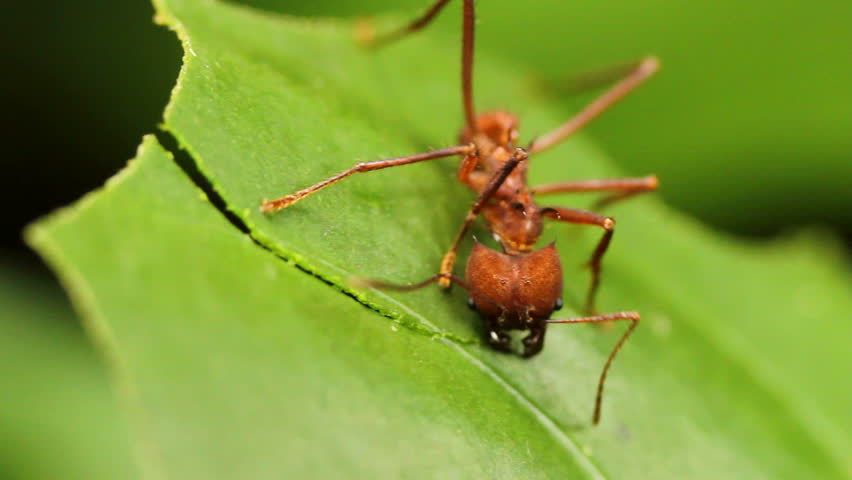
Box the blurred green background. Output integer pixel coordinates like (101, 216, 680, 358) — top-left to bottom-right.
(2, 0, 850, 477)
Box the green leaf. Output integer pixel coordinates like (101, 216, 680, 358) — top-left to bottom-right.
(27, 0, 850, 478)
(0, 266, 137, 479)
(28, 136, 598, 478)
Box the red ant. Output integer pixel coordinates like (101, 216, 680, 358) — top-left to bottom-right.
(261, 0, 659, 425)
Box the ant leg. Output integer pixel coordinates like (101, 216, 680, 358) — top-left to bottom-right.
(529, 57, 659, 155)
(438, 148, 529, 288)
(532, 175, 658, 209)
(455, 148, 479, 183)
(357, 272, 515, 354)
(541, 207, 614, 314)
(548, 58, 659, 96)
(360, 0, 453, 48)
(260, 144, 473, 213)
(547, 311, 640, 425)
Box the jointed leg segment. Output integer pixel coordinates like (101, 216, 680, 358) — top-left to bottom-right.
(554, 59, 660, 96)
(438, 148, 529, 287)
(529, 57, 659, 155)
(542, 207, 615, 314)
(532, 175, 658, 196)
(533, 175, 658, 209)
(261, 144, 472, 213)
(533, 174, 657, 311)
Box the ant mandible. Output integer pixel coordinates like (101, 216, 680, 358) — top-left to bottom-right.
(261, 0, 659, 425)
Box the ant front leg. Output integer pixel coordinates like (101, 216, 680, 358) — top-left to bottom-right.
(542, 207, 615, 314)
(260, 145, 472, 213)
(438, 148, 528, 287)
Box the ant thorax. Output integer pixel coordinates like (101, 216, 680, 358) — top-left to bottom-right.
(457, 111, 545, 254)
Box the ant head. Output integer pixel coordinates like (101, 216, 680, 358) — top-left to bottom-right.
(465, 241, 563, 323)
(459, 111, 520, 149)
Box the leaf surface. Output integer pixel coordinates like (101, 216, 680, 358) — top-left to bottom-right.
(28, 136, 603, 478)
(0, 266, 137, 480)
(27, 0, 851, 478)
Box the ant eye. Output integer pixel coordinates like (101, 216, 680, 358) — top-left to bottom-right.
(511, 202, 525, 211)
(554, 298, 563, 311)
(467, 297, 477, 311)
